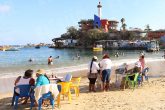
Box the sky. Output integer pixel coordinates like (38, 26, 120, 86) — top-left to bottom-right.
(0, 0, 165, 45)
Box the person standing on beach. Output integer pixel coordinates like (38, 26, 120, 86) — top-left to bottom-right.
(48, 56, 53, 65)
(99, 54, 112, 91)
(88, 56, 100, 92)
(163, 50, 165, 59)
(139, 55, 145, 71)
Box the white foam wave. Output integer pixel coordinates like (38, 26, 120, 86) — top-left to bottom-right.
(0, 58, 164, 79)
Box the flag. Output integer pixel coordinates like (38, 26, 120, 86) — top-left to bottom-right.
(94, 14, 101, 28)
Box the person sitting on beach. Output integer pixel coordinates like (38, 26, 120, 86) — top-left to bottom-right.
(99, 54, 112, 91)
(35, 69, 50, 87)
(116, 63, 128, 74)
(128, 61, 141, 81)
(48, 56, 53, 65)
(14, 69, 35, 104)
(88, 56, 100, 92)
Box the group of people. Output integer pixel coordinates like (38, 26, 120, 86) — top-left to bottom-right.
(87, 53, 146, 92)
(88, 54, 112, 92)
(13, 69, 50, 105)
(28, 56, 60, 65)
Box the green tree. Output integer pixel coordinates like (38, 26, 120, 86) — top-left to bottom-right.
(121, 18, 127, 31)
(67, 26, 79, 39)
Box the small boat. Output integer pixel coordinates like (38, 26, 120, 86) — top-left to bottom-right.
(93, 45, 103, 51)
(35, 45, 40, 49)
(0, 46, 11, 51)
(5, 47, 19, 51)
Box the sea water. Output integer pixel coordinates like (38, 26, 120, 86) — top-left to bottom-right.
(0, 46, 164, 78)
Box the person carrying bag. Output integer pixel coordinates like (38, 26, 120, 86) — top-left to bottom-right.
(88, 56, 100, 92)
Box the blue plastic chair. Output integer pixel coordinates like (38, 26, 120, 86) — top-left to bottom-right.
(38, 92, 54, 110)
(64, 74, 72, 82)
(30, 85, 61, 110)
(11, 85, 34, 110)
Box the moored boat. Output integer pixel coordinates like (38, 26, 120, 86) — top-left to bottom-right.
(35, 45, 40, 49)
(5, 47, 19, 51)
(93, 45, 103, 51)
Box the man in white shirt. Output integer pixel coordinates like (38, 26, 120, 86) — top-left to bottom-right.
(99, 54, 112, 91)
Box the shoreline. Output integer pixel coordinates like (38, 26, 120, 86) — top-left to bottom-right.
(0, 57, 164, 79)
(0, 58, 165, 94)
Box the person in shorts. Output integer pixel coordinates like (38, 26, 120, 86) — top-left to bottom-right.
(100, 54, 112, 91)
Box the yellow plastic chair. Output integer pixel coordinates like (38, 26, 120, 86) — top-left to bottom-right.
(70, 77, 81, 97)
(57, 82, 72, 107)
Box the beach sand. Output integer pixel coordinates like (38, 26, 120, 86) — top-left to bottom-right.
(0, 77, 165, 110)
(0, 59, 165, 110)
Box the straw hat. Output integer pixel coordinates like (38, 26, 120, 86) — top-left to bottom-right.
(36, 69, 45, 75)
(93, 56, 98, 60)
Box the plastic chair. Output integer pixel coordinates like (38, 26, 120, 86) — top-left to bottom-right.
(57, 82, 72, 107)
(64, 74, 72, 82)
(70, 77, 81, 97)
(30, 85, 61, 110)
(142, 67, 149, 81)
(124, 73, 139, 90)
(11, 85, 33, 109)
(37, 92, 54, 110)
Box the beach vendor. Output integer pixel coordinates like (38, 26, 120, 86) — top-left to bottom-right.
(88, 56, 100, 92)
(100, 54, 112, 91)
(35, 69, 50, 87)
(13, 69, 35, 104)
(48, 56, 53, 65)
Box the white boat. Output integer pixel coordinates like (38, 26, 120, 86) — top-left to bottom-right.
(5, 47, 19, 51)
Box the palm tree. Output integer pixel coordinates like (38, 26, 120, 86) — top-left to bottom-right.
(121, 18, 125, 25)
(121, 18, 126, 31)
(144, 24, 152, 38)
(122, 23, 127, 31)
(144, 24, 152, 32)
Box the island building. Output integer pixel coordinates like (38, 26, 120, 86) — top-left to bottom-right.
(78, 1, 119, 32)
(148, 30, 165, 40)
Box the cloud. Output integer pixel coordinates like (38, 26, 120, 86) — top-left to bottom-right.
(0, 4, 11, 13)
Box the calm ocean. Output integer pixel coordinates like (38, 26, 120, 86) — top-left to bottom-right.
(0, 47, 164, 77)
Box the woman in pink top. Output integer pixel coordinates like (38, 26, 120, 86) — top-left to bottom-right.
(139, 55, 145, 81)
(139, 55, 145, 71)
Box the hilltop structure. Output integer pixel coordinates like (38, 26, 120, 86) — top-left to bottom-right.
(78, 1, 119, 32)
(52, 1, 163, 50)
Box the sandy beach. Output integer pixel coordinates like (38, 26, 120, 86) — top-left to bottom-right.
(0, 76, 165, 110)
(0, 59, 165, 110)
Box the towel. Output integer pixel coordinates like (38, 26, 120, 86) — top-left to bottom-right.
(34, 84, 59, 101)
